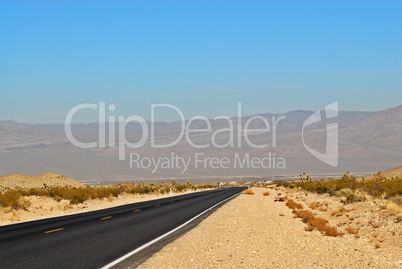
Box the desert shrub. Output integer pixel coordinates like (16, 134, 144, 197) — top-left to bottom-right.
(278, 181, 291, 188)
(292, 208, 341, 237)
(286, 199, 304, 210)
(320, 225, 342, 237)
(294, 209, 315, 223)
(263, 191, 270, 196)
(361, 176, 402, 197)
(156, 182, 170, 194)
(171, 181, 187, 193)
(277, 173, 402, 201)
(385, 202, 402, 215)
(0, 190, 22, 209)
(197, 183, 218, 190)
(243, 189, 255, 195)
(0, 180, 219, 206)
(307, 216, 328, 228)
(0, 190, 32, 210)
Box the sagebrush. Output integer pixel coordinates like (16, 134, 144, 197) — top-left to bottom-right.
(0, 181, 217, 207)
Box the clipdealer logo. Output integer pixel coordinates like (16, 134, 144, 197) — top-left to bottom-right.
(64, 101, 338, 173)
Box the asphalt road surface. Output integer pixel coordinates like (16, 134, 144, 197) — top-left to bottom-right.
(0, 187, 245, 269)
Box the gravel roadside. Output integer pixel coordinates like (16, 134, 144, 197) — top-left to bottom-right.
(138, 187, 401, 269)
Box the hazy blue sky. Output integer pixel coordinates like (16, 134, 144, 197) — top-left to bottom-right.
(1, 1, 401, 123)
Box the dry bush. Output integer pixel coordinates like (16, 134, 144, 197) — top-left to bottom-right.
(305, 225, 314, 231)
(0, 180, 218, 206)
(294, 209, 315, 223)
(263, 191, 270, 196)
(320, 225, 342, 237)
(307, 216, 341, 237)
(286, 199, 304, 210)
(0, 190, 22, 209)
(386, 202, 402, 216)
(308, 216, 328, 228)
(243, 189, 255, 195)
(277, 173, 402, 201)
(294, 209, 342, 237)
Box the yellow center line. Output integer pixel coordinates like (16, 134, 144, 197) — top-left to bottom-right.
(134, 209, 141, 212)
(101, 216, 112, 220)
(44, 228, 64, 234)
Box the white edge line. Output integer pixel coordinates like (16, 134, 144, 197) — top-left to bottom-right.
(101, 191, 242, 269)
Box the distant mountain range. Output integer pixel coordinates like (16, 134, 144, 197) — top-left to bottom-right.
(1, 105, 401, 182)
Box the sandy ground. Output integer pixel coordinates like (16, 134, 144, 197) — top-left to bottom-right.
(138, 187, 402, 269)
(0, 173, 84, 191)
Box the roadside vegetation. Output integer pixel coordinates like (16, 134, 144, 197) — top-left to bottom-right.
(277, 173, 402, 203)
(285, 199, 303, 210)
(243, 189, 255, 195)
(278, 172, 402, 240)
(0, 181, 217, 208)
(285, 198, 342, 237)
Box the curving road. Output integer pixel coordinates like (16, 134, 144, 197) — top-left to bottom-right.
(0, 187, 245, 269)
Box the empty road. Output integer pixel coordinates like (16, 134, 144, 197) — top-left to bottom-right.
(0, 187, 245, 269)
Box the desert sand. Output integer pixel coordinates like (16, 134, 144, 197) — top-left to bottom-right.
(0, 173, 84, 191)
